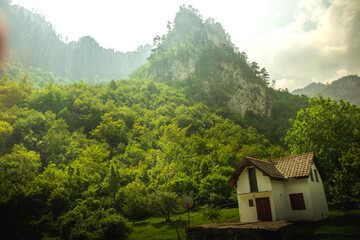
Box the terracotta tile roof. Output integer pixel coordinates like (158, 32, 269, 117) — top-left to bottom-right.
(228, 153, 315, 187)
(272, 152, 314, 178)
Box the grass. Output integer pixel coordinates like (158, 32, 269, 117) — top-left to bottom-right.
(292, 208, 360, 240)
(129, 208, 239, 240)
(129, 207, 360, 240)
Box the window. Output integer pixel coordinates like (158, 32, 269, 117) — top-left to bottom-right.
(314, 169, 319, 182)
(249, 199, 254, 207)
(289, 193, 306, 210)
(248, 168, 258, 192)
(310, 169, 314, 181)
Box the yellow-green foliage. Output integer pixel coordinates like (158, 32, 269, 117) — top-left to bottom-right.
(0, 78, 278, 239)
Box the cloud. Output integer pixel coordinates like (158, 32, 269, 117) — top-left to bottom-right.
(256, 0, 360, 91)
(275, 78, 306, 91)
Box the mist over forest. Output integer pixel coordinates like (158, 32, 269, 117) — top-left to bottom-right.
(0, 1, 359, 239)
(1, 0, 152, 87)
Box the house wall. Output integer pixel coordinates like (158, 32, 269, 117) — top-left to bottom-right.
(270, 163, 329, 221)
(237, 195, 258, 222)
(307, 164, 329, 220)
(282, 178, 314, 221)
(237, 167, 275, 222)
(271, 180, 290, 220)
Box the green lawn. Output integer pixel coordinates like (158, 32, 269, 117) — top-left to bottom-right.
(129, 207, 360, 240)
(292, 208, 360, 240)
(129, 208, 239, 240)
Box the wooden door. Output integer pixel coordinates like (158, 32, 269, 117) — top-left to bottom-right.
(255, 197, 272, 221)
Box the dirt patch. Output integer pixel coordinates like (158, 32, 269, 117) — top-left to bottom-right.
(187, 221, 294, 239)
(191, 221, 292, 231)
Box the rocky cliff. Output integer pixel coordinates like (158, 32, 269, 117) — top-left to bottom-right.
(131, 6, 271, 117)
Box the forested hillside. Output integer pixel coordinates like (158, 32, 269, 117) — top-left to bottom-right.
(1, 77, 358, 240)
(0, 0, 152, 85)
(292, 75, 360, 105)
(292, 82, 327, 97)
(0, 78, 286, 239)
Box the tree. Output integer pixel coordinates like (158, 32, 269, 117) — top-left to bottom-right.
(250, 62, 260, 77)
(330, 143, 360, 208)
(153, 35, 161, 47)
(165, 173, 196, 197)
(108, 164, 120, 197)
(271, 79, 276, 89)
(107, 79, 117, 90)
(38, 118, 70, 166)
(0, 144, 41, 187)
(0, 145, 44, 240)
(7, 108, 55, 150)
(91, 113, 127, 150)
(201, 204, 222, 223)
(148, 190, 179, 222)
(259, 67, 270, 86)
(198, 173, 233, 205)
(76, 143, 110, 183)
(0, 120, 12, 154)
(118, 180, 149, 223)
(59, 198, 131, 240)
(0, 82, 24, 111)
(285, 97, 360, 195)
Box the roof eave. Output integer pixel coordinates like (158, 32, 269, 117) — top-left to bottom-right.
(270, 177, 287, 181)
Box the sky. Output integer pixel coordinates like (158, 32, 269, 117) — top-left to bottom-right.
(9, 0, 360, 91)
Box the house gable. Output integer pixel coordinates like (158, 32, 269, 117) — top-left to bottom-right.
(236, 167, 272, 194)
(228, 156, 285, 187)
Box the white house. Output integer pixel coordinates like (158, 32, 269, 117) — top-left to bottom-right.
(228, 152, 329, 222)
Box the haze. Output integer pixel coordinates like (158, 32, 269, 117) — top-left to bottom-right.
(10, 0, 360, 91)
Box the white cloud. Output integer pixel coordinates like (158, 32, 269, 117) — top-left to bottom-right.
(252, 0, 360, 90)
(275, 78, 308, 91)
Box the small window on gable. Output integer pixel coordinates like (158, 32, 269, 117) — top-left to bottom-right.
(310, 169, 314, 181)
(314, 169, 319, 182)
(289, 193, 306, 210)
(248, 168, 258, 192)
(249, 199, 254, 207)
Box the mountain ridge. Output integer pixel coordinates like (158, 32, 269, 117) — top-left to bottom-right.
(292, 75, 360, 105)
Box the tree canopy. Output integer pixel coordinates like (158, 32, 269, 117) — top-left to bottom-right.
(0, 77, 285, 239)
(285, 97, 360, 205)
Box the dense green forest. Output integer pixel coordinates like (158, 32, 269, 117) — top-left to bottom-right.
(0, 78, 286, 239)
(0, 2, 359, 240)
(0, 77, 358, 240)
